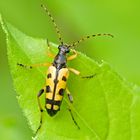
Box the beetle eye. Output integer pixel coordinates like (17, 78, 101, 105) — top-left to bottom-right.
(66, 49, 70, 53)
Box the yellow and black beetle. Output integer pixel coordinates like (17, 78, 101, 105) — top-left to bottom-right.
(17, 4, 113, 134)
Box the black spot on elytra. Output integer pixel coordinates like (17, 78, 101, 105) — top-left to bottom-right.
(59, 88, 64, 95)
(46, 98, 53, 104)
(47, 73, 52, 78)
(46, 98, 61, 106)
(62, 76, 67, 81)
(46, 86, 51, 93)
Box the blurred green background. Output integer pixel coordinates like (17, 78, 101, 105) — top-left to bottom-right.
(0, 0, 140, 139)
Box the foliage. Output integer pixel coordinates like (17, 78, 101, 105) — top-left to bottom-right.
(1, 15, 140, 140)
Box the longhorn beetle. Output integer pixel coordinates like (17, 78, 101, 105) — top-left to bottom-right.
(17, 4, 113, 134)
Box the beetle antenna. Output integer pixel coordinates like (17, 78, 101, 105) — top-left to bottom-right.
(69, 33, 114, 48)
(41, 4, 64, 45)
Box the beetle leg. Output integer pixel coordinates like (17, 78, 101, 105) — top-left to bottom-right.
(65, 87, 79, 129)
(17, 62, 51, 69)
(66, 88, 73, 103)
(67, 50, 77, 61)
(68, 107, 80, 129)
(68, 67, 80, 75)
(68, 67, 96, 79)
(81, 73, 97, 79)
(35, 88, 45, 135)
(47, 52, 55, 58)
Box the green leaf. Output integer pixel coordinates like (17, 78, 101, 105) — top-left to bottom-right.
(1, 15, 140, 140)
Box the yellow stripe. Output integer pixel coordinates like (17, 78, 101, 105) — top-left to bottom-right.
(53, 105, 59, 110)
(46, 93, 53, 100)
(54, 95, 63, 101)
(46, 104, 52, 109)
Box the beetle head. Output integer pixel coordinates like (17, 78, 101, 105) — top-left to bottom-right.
(58, 45, 70, 54)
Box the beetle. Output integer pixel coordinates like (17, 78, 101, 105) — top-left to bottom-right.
(17, 4, 113, 134)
